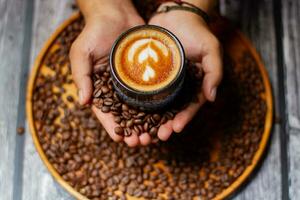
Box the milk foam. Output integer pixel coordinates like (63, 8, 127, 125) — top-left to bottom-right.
(143, 65, 155, 81)
(128, 39, 169, 63)
(138, 46, 158, 63)
(114, 27, 181, 92)
(127, 38, 170, 82)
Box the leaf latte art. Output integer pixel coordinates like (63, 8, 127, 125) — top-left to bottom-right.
(113, 27, 182, 92)
(128, 38, 169, 82)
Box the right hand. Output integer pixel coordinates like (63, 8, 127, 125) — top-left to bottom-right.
(70, 0, 146, 147)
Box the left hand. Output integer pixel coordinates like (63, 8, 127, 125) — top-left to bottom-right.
(148, 5, 223, 141)
(70, 0, 146, 147)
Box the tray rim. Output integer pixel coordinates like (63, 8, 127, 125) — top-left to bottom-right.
(26, 12, 274, 200)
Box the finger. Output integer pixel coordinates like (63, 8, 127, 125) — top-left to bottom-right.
(92, 106, 123, 142)
(139, 133, 152, 146)
(157, 120, 173, 141)
(172, 93, 206, 133)
(70, 43, 93, 105)
(201, 45, 223, 102)
(124, 130, 139, 147)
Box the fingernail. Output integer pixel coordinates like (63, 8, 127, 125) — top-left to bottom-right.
(210, 87, 217, 101)
(78, 89, 84, 104)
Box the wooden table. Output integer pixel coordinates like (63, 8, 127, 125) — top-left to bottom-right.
(0, 0, 298, 199)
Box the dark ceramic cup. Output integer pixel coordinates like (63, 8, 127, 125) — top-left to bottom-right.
(110, 25, 185, 111)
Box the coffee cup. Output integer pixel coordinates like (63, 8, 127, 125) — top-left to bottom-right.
(110, 25, 185, 111)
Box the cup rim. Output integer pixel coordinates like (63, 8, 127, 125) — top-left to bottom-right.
(110, 24, 185, 95)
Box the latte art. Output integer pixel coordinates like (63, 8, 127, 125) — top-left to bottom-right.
(113, 26, 182, 92)
(128, 38, 169, 62)
(143, 65, 155, 81)
(127, 38, 171, 82)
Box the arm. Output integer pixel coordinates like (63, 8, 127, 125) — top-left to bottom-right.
(70, 0, 146, 146)
(77, 0, 141, 22)
(150, 0, 223, 140)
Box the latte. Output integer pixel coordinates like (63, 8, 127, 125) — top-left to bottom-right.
(112, 26, 182, 92)
(110, 25, 185, 110)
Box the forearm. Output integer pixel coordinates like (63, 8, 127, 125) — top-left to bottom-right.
(76, 0, 135, 21)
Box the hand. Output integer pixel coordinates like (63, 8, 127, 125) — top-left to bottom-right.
(149, 4, 223, 141)
(70, 0, 145, 147)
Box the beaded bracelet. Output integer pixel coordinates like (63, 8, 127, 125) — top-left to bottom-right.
(155, 0, 210, 24)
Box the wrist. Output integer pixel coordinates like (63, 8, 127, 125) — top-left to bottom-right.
(182, 0, 215, 14)
(158, 0, 216, 15)
(77, 0, 135, 21)
(157, 2, 209, 26)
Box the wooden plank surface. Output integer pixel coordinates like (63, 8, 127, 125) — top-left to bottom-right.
(282, 0, 300, 130)
(22, 0, 284, 200)
(0, 0, 293, 199)
(0, 0, 31, 199)
(222, 0, 283, 199)
(21, 1, 74, 200)
(289, 129, 300, 199)
(281, 0, 300, 199)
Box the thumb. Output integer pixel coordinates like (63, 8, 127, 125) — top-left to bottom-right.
(70, 43, 93, 105)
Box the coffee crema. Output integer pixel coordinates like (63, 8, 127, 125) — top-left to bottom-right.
(113, 27, 181, 92)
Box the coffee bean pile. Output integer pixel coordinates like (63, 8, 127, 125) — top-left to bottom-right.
(92, 67, 175, 138)
(31, 9, 268, 200)
(91, 60, 202, 139)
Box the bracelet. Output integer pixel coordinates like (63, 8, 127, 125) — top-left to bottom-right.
(155, 0, 210, 24)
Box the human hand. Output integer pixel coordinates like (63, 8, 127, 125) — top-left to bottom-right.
(148, 2, 223, 141)
(70, 0, 145, 146)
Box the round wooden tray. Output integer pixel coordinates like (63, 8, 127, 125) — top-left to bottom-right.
(26, 13, 273, 200)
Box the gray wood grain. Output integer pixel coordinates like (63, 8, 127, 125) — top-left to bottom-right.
(223, 0, 283, 199)
(21, 1, 74, 200)
(281, 0, 300, 199)
(0, 0, 31, 199)
(289, 129, 300, 199)
(20, 0, 285, 200)
(282, 0, 300, 130)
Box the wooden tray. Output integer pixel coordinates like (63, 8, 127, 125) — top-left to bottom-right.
(26, 12, 273, 200)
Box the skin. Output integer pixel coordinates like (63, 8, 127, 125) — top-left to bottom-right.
(70, 0, 222, 147)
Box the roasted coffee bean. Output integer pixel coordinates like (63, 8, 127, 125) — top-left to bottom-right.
(133, 118, 143, 125)
(114, 102, 122, 108)
(62, 132, 71, 140)
(114, 127, 124, 136)
(122, 112, 131, 120)
(17, 126, 25, 135)
(143, 122, 149, 132)
(111, 111, 120, 116)
(66, 95, 74, 102)
(120, 120, 126, 128)
(93, 88, 102, 98)
(126, 119, 134, 128)
(153, 114, 161, 122)
(101, 106, 110, 113)
(101, 86, 109, 94)
(133, 126, 141, 135)
(149, 127, 158, 136)
(136, 125, 143, 132)
(160, 116, 168, 125)
(121, 104, 129, 111)
(136, 112, 146, 118)
(83, 154, 91, 162)
(114, 116, 122, 123)
(124, 128, 132, 137)
(103, 98, 113, 106)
